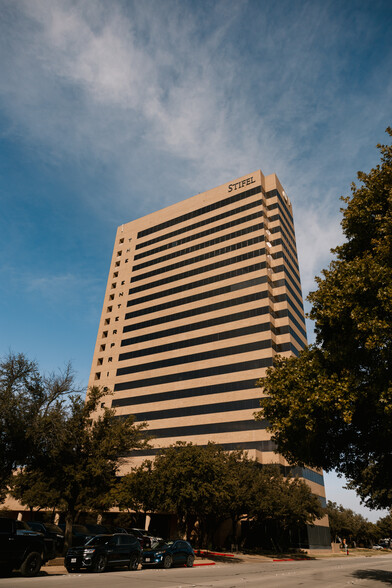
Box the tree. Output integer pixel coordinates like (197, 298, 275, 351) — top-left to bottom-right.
(121, 442, 232, 546)
(376, 512, 392, 539)
(116, 443, 323, 550)
(326, 501, 379, 546)
(255, 128, 392, 509)
(11, 384, 149, 550)
(0, 352, 78, 501)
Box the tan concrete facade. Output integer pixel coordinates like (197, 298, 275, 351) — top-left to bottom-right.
(88, 170, 329, 544)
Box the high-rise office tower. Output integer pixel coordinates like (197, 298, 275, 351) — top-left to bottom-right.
(88, 170, 330, 548)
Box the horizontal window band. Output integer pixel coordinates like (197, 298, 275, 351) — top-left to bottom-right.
(125, 276, 268, 320)
(139, 418, 269, 439)
(279, 342, 301, 356)
(266, 192, 296, 235)
(268, 213, 296, 248)
(273, 264, 303, 303)
(274, 276, 303, 308)
(272, 238, 300, 274)
(272, 248, 300, 277)
(131, 235, 265, 283)
(277, 324, 307, 349)
(274, 284, 303, 312)
(119, 321, 274, 360)
(128, 249, 267, 295)
(123, 290, 271, 334)
(125, 439, 278, 457)
(138, 185, 263, 238)
(112, 379, 256, 408)
(113, 357, 274, 391)
(276, 308, 307, 339)
(275, 292, 305, 316)
(134, 210, 264, 262)
(133, 222, 264, 271)
(271, 237, 297, 263)
(266, 189, 294, 221)
(126, 397, 261, 422)
(269, 224, 297, 253)
(121, 304, 274, 347)
(116, 338, 275, 377)
(135, 198, 264, 252)
(270, 228, 298, 261)
(267, 202, 295, 238)
(290, 467, 325, 487)
(127, 262, 269, 307)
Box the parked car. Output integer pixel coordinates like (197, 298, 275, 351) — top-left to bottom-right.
(58, 524, 95, 546)
(127, 527, 163, 549)
(0, 518, 55, 577)
(125, 528, 151, 549)
(141, 539, 195, 569)
(26, 521, 64, 554)
(65, 533, 141, 573)
(83, 523, 109, 536)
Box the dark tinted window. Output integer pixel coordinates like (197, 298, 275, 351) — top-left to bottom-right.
(0, 519, 13, 533)
(28, 522, 44, 532)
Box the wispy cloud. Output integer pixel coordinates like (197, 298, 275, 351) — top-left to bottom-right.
(0, 0, 390, 297)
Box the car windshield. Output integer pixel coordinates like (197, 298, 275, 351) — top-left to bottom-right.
(154, 540, 173, 550)
(45, 524, 63, 533)
(73, 525, 90, 533)
(85, 535, 112, 546)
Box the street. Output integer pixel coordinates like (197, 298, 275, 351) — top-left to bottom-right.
(1, 554, 392, 587)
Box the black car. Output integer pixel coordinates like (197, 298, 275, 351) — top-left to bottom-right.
(125, 528, 152, 549)
(65, 533, 141, 573)
(0, 518, 54, 577)
(141, 539, 195, 569)
(59, 524, 95, 547)
(26, 522, 64, 554)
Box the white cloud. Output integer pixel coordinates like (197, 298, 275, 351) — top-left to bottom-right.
(295, 204, 344, 295)
(0, 0, 389, 270)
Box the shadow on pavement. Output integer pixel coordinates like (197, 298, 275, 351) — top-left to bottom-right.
(353, 569, 392, 585)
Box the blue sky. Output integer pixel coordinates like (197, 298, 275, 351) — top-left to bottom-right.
(1, 0, 391, 522)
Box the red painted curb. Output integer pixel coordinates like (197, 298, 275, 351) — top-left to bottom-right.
(194, 562, 216, 566)
(197, 551, 235, 558)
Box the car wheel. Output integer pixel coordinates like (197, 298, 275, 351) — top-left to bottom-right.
(186, 554, 194, 567)
(128, 553, 139, 571)
(92, 554, 107, 573)
(20, 552, 42, 577)
(163, 554, 172, 569)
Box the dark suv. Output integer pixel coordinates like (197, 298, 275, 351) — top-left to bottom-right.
(65, 533, 141, 573)
(26, 522, 64, 554)
(0, 518, 54, 577)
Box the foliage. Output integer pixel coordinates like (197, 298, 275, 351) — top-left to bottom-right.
(249, 465, 323, 530)
(326, 501, 379, 546)
(116, 442, 323, 549)
(0, 352, 78, 501)
(3, 353, 149, 550)
(255, 129, 392, 509)
(376, 512, 392, 538)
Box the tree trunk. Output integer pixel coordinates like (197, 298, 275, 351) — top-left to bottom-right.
(64, 510, 74, 553)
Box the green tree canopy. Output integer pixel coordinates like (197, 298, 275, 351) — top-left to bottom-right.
(255, 128, 392, 509)
(116, 442, 323, 549)
(326, 501, 379, 546)
(3, 353, 149, 550)
(376, 512, 392, 539)
(0, 352, 78, 501)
